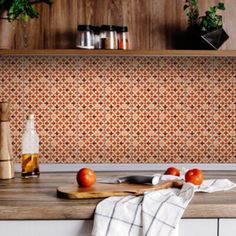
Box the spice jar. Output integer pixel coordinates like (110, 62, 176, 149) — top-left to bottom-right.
(92, 26, 100, 49)
(100, 25, 117, 50)
(117, 26, 129, 50)
(76, 25, 94, 49)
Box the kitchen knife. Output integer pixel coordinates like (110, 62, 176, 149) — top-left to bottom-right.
(96, 175, 160, 185)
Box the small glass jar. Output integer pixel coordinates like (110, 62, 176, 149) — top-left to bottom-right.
(117, 26, 129, 50)
(76, 25, 94, 49)
(100, 25, 117, 50)
(92, 26, 101, 49)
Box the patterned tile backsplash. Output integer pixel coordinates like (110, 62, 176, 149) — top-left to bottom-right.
(0, 56, 235, 163)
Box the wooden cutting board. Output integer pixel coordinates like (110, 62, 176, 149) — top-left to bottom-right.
(57, 180, 183, 199)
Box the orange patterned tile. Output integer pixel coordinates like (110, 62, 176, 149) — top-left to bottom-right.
(78, 135, 105, 163)
(133, 83, 158, 110)
(0, 55, 235, 163)
(50, 135, 78, 163)
(78, 82, 104, 110)
(133, 109, 159, 136)
(105, 82, 132, 110)
(132, 57, 159, 83)
(78, 109, 104, 137)
(105, 109, 132, 137)
(213, 136, 235, 163)
(104, 136, 133, 163)
(133, 136, 159, 162)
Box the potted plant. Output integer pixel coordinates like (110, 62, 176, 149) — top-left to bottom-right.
(184, 0, 229, 49)
(0, 0, 52, 49)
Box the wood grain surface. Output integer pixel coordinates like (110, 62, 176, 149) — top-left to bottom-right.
(0, 171, 236, 220)
(0, 122, 13, 161)
(2, 49, 236, 56)
(57, 180, 183, 199)
(0, 102, 14, 179)
(0, 102, 10, 122)
(11, 0, 236, 50)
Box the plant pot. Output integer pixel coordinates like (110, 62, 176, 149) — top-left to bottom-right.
(186, 28, 229, 50)
(201, 28, 229, 50)
(0, 11, 15, 49)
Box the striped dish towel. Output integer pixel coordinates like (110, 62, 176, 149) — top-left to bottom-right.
(92, 175, 235, 236)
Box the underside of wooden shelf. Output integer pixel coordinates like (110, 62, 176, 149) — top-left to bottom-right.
(1, 49, 236, 56)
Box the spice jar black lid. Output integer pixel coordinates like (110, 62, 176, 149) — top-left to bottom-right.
(116, 26, 128, 32)
(100, 25, 114, 31)
(77, 25, 93, 31)
(92, 26, 100, 33)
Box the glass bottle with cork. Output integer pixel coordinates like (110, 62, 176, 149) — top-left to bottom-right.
(21, 114, 40, 178)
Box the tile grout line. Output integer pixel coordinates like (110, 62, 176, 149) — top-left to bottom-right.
(157, 56, 160, 161)
(211, 57, 217, 163)
(103, 56, 108, 163)
(76, 56, 81, 163)
(130, 56, 134, 163)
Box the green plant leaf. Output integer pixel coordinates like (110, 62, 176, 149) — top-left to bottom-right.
(184, 4, 189, 11)
(191, 0, 197, 5)
(25, 4, 38, 19)
(209, 7, 216, 14)
(20, 13, 29, 22)
(183, 0, 199, 29)
(185, 1, 225, 33)
(217, 2, 225, 10)
(2, 0, 51, 22)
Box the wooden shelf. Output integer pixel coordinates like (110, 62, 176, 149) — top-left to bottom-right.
(1, 49, 236, 56)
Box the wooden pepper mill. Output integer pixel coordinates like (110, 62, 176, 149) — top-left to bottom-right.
(0, 102, 14, 179)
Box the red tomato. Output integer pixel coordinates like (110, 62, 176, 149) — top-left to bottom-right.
(164, 167, 180, 176)
(76, 168, 96, 188)
(185, 168, 204, 185)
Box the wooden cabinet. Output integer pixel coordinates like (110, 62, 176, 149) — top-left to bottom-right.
(12, 0, 236, 50)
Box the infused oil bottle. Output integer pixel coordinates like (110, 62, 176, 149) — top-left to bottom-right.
(21, 114, 40, 178)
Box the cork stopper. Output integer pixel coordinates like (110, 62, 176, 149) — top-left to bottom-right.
(0, 102, 10, 122)
(27, 114, 35, 120)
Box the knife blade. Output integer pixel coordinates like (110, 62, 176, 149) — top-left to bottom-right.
(96, 175, 160, 185)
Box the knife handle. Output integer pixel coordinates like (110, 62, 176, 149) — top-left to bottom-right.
(119, 175, 160, 185)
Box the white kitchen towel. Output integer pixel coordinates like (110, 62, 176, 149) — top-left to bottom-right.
(92, 176, 235, 236)
(92, 182, 194, 236)
(195, 178, 236, 193)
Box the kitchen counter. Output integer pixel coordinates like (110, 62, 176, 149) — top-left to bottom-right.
(0, 171, 236, 220)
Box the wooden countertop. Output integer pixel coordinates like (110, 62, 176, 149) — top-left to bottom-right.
(0, 171, 236, 220)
